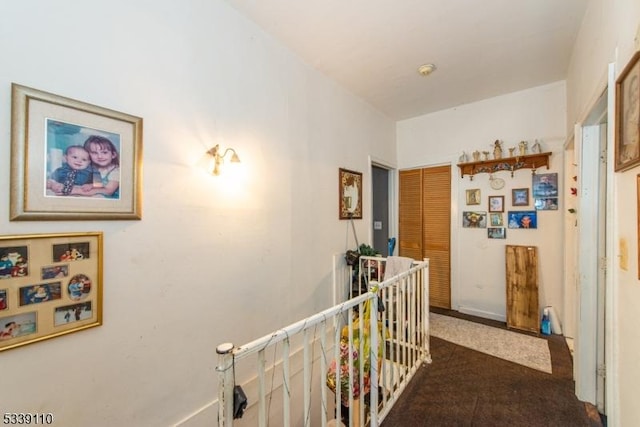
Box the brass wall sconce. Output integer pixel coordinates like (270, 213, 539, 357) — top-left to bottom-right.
(206, 144, 241, 175)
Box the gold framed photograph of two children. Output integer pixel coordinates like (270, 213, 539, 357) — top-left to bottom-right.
(10, 83, 143, 220)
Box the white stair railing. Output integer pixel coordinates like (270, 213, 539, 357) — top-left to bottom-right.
(216, 258, 430, 427)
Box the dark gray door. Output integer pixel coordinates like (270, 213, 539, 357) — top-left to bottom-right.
(372, 165, 389, 256)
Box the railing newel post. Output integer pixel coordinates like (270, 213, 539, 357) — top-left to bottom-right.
(216, 342, 235, 427)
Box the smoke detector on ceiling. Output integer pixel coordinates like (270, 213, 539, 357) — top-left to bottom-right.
(418, 63, 437, 76)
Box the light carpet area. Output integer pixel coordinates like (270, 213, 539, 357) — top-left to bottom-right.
(430, 312, 552, 374)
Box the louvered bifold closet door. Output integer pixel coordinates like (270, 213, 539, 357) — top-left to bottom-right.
(399, 169, 423, 260)
(422, 166, 451, 309)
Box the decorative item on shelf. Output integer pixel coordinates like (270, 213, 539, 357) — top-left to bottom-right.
(472, 150, 481, 162)
(518, 140, 528, 156)
(531, 139, 543, 154)
(458, 151, 468, 163)
(482, 151, 490, 161)
(493, 140, 503, 159)
(508, 147, 516, 157)
(457, 152, 552, 179)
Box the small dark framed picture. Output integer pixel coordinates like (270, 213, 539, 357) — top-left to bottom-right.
(512, 188, 529, 206)
(466, 189, 481, 205)
(489, 213, 504, 226)
(488, 195, 504, 212)
(488, 227, 506, 239)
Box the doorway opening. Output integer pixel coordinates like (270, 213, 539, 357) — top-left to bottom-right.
(371, 164, 391, 256)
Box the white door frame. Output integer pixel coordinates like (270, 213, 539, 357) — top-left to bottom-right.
(575, 121, 605, 406)
(574, 63, 618, 421)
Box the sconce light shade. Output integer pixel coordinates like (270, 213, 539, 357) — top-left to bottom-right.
(206, 144, 241, 175)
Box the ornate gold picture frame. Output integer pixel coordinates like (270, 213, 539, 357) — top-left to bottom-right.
(339, 168, 363, 219)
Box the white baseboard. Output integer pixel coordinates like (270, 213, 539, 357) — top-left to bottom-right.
(173, 401, 217, 427)
(457, 306, 506, 322)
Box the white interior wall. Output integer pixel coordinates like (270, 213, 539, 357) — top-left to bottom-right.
(397, 82, 567, 322)
(1, 0, 638, 425)
(0, 1, 396, 426)
(566, 0, 640, 424)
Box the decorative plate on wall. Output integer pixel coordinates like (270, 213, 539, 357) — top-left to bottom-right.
(490, 177, 505, 190)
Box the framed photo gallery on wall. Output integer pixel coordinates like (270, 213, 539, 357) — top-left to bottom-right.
(0, 232, 103, 352)
(10, 83, 143, 220)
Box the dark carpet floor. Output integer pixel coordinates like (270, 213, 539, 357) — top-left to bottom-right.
(381, 309, 603, 427)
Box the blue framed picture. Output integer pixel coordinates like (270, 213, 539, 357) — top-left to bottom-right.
(507, 211, 537, 229)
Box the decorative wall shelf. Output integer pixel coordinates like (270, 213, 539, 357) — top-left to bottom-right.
(457, 152, 552, 179)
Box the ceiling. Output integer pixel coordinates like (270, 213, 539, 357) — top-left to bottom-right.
(223, 0, 588, 121)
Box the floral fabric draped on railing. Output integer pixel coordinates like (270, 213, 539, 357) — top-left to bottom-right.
(326, 285, 388, 407)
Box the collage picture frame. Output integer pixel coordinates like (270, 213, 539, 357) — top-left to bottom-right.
(0, 232, 103, 352)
